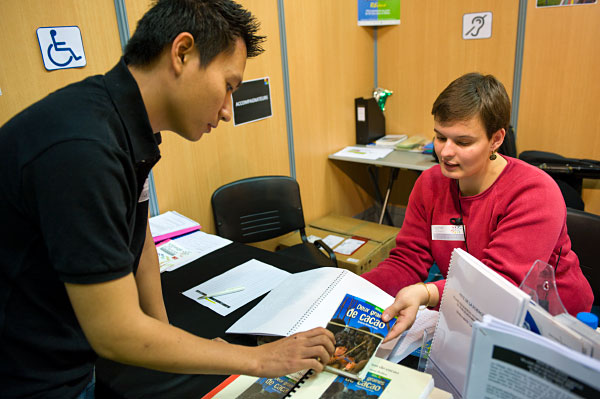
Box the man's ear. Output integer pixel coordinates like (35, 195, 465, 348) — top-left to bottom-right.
(169, 32, 195, 75)
(491, 128, 506, 152)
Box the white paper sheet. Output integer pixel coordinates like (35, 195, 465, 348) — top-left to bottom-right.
(172, 231, 231, 256)
(181, 259, 291, 316)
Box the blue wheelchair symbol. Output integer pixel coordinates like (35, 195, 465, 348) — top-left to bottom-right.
(47, 29, 82, 67)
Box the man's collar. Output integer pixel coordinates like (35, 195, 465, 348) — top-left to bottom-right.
(104, 58, 161, 165)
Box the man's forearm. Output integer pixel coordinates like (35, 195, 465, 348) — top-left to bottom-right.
(135, 221, 169, 323)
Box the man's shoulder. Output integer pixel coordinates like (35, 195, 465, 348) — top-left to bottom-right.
(1, 74, 123, 162)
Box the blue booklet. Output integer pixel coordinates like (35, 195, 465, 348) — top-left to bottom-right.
(324, 293, 397, 380)
(319, 371, 391, 397)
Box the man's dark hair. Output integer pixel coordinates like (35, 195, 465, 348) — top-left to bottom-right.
(124, 0, 265, 67)
(431, 72, 511, 139)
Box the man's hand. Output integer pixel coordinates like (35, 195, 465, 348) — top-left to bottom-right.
(381, 283, 439, 342)
(249, 327, 335, 377)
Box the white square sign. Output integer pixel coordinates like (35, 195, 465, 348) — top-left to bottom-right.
(462, 12, 492, 40)
(36, 26, 87, 71)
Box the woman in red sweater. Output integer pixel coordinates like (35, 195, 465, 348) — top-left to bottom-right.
(361, 73, 593, 339)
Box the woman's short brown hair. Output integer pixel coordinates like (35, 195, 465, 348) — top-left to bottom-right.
(431, 73, 511, 139)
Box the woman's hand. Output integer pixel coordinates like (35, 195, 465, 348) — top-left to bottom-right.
(381, 283, 439, 342)
(249, 327, 335, 377)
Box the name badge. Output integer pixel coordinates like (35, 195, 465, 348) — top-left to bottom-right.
(431, 225, 465, 241)
(138, 178, 150, 203)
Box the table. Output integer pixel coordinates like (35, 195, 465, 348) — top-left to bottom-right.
(95, 242, 317, 398)
(329, 146, 437, 224)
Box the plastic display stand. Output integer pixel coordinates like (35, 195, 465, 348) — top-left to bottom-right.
(519, 260, 568, 316)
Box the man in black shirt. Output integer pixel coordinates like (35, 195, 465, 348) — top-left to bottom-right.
(0, 1, 334, 397)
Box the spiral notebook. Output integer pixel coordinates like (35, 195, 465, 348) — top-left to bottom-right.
(226, 268, 395, 337)
(286, 357, 434, 399)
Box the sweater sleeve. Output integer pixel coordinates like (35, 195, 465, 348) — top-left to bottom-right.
(362, 174, 434, 297)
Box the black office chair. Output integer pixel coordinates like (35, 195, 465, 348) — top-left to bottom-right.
(211, 176, 337, 267)
(566, 207, 600, 311)
(519, 151, 600, 211)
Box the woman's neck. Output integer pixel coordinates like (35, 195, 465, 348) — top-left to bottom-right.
(459, 155, 508, 196)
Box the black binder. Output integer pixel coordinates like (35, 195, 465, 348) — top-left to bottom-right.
(355, 97, 385, 145)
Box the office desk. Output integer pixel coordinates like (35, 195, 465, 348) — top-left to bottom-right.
(329, 146, 437, 224)
(328, 146, 435, 171)
(95, 242, 317, 399)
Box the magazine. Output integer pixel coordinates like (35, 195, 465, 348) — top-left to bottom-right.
(324, 294, 396, 380)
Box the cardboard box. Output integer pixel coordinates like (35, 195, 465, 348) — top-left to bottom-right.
(278, 214, 400, 275)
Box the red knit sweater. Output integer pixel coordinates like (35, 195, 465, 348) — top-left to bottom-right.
(362, 156, 593, 315)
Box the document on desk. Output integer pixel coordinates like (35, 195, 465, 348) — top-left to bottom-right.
(158, 231, 232, 273)
(333, 146, 393, 160)
(181, 259, 291, 316)
(172, 231, 231, 256)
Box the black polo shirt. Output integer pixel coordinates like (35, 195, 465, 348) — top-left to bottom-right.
(0, 59, 161, 398)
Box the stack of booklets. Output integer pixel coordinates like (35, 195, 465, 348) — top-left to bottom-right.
(202, 357, 437, 399)
(464, 315, 600, 398)
(373, 134, 408, 147)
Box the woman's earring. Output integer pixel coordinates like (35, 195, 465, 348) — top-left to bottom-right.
(489, 151, 497, 161)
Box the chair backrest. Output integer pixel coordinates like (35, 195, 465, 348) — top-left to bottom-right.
(519, 150, 586, 210)
(566, 207, 600, 305)
(211, 176, 306, 243)
(498, 125, 517, 158)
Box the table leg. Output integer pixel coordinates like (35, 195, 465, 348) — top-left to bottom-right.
(378, 168, 400, 225)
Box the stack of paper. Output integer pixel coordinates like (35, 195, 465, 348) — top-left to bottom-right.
(333, 146, 393, 160)
(149, 210, 201, 243)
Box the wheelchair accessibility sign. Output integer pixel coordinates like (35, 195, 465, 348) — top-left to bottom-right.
(36, 26, 86, 71)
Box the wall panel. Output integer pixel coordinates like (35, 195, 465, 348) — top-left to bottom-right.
(125, 0, 291, 233)
(378, 0, 519, 141)
(285, 0, 375, 222)
(517, 1, 600, 214)
(375, 1, 519, 207)
(0, 0, 122, 125)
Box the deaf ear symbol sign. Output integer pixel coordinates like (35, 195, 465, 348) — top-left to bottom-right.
(466, 15, 486, 37)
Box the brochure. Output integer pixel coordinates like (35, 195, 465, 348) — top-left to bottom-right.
(324, 293, 396, 380)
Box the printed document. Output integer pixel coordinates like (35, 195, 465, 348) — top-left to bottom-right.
(158, 231, 232, 273)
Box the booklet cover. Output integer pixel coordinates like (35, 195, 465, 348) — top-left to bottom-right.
(313, 371, 391, 398)
(287, 356, 434, 399)
(325, 294, 397, 380)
